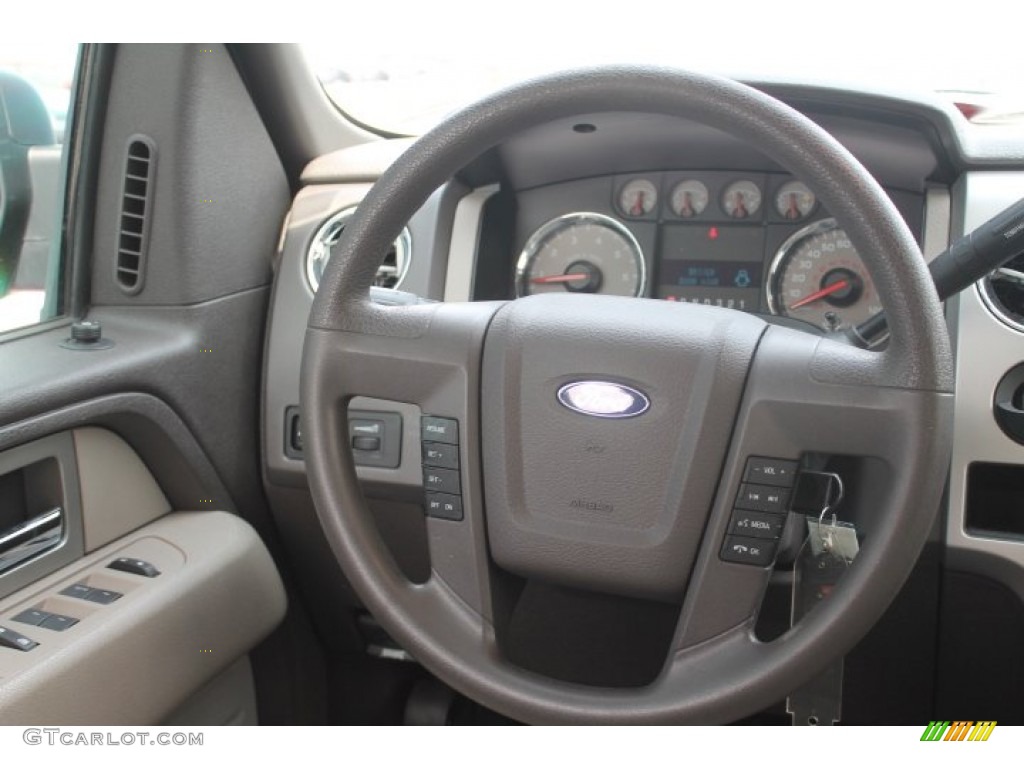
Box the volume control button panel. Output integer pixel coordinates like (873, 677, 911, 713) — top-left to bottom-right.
(720, 456, 798, 567)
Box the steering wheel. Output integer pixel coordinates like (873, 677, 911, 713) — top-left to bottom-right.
(301, 67, 954, 724)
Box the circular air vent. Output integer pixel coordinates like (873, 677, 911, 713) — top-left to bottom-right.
(306, 207, 412, 292)
(980, 253, 1024, 332)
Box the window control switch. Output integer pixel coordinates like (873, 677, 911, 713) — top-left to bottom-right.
(108, 557, 161, 578)
(12, 609, 51, 627)
(83, 588, 122, 605)
(39, 614, 78, 632)
(59, 583, 93, 599)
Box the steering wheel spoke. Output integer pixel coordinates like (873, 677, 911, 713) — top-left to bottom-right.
(674, 326, 953, 652)
(301, 300, 503, 620)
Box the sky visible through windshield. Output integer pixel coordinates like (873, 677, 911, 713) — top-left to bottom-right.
(307, 0, 1023, 135)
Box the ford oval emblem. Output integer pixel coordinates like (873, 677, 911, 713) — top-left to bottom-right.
(556, 381, 650, 419)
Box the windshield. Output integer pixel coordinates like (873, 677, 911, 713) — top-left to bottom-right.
(306, 2, 1022, 136)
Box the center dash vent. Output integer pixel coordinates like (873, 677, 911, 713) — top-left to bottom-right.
(115, 136, 156, 293)
(305, 207, 412, 293)
(980, 253, 1024, 332)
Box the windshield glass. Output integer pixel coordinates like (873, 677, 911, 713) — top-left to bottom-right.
(306, 2, 1021, 136)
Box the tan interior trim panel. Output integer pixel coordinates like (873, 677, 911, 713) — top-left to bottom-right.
(0, 511, 286, 725)
(72, 427, 171, 552)
(161, 656, 258, 726)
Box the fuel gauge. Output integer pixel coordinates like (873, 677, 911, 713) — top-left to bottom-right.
(618, 179, 658, 217)
(722, 180, 762, 219)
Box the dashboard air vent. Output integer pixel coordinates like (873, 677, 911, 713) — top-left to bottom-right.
(980, 253, 1024, 331)
(306, 207, 411, 293)
(115, 137, 156, 293)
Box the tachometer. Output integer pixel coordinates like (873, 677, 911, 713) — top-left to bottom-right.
(766, 218, 881, 331)
(516, 213, 646, 298)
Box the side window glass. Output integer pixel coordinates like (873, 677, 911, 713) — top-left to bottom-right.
(0, 44, 79, 334)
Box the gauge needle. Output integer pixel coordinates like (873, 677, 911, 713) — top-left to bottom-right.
(530, 273, 589, 284)
(789, 279, 850, 309)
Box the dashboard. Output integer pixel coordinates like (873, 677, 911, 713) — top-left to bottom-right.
(267, 93, 954, 496)
(258, 78, 1024, 716)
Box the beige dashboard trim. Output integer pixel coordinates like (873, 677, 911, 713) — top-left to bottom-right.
(73, 427, 171, 552)
(0, 511, 286, 725)
(300, 137, 415, 184)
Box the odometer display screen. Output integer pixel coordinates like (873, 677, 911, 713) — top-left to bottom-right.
(656, 225, 765, 310)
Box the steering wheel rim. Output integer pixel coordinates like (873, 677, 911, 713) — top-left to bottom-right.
(301, 67, 954, 724)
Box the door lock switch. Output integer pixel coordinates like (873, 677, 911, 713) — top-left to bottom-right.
(0, 625, 38, 651)
(108, 557, 161, 577)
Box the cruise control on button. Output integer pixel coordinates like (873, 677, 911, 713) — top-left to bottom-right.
(425, 493, 463, 521)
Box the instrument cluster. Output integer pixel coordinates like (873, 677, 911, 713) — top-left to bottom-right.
(514, 171, 900, 332)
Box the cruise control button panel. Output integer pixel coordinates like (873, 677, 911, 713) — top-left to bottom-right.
(720, 456, 799, 567)
(421, 416, 463, 520)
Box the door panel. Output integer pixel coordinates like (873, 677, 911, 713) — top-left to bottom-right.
(0, 43, 318, 725)
(0, 510, 285, 725)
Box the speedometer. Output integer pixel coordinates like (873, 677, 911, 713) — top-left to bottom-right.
(516, 213, 646, 298)
(766, 218, 881, 332)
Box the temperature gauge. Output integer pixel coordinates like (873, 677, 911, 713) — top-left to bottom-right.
(670, 180, 709, 218)
(618, 179, 658, 217)
(775, 181, 817, 220)
(721, 180, 762, 219)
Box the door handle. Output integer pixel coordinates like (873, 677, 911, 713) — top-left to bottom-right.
(0, 507, 64, 574)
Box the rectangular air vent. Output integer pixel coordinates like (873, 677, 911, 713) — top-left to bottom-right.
(115, 136, 156, 293)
